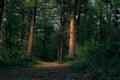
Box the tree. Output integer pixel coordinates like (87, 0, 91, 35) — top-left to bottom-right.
(27, 1, 37, 55)
(68, 0, 77, 58)
(0, 0, 5, 28)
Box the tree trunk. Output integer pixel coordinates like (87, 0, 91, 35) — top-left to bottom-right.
(5, 25, 8, 48)
(105, 0, 110, 43)
(77, 0, 82, 25)
(57, 2, 64, 62)
(43, 31, 47, 59)
(0, 0, 5, 29)
(68, 0, 77, 58)
(98, 5, 102, 42)
(57, 24, 63, 62)
(26, 9, 31, 44)
(21, 12, 25, 44)
(27, 5, 36, 55)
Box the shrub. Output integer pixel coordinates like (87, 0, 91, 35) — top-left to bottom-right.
(70, 58, 120, 76)
(0, 45, 35, 68)
(78, 40, 105, 60)
(77, 40, 120, 61)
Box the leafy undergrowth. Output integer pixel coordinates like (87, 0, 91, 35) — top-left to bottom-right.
(70, 58, 120, 80)
(0, 58, 41, 69)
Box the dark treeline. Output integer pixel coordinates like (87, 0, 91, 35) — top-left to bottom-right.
(0, 0, 120, 62)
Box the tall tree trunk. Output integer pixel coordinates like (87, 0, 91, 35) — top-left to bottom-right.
(43, 25, 47, 59)
(21, 12, 25, 44)
(57, 1, 64, 62)
(57, 17, 63, 62)
(0, 0, 5, 28)
(58, 38, 63, 62)
(68, 0, 77, 58)
(114, 6, 120, 40)
(77, 0, 82, 25)
(8, 29, 12, 51)
(105, 0, 110, 43)
(26, 9, 31, 44)
(84, 0, 88, 41)
(27, 4, 37, 55)
(0, 0, 5, 46)
(98, 5, 102, 42)
(5, 25, 8, 48)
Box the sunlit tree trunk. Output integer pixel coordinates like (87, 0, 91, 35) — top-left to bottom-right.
(27, 4, 37, 55)
(68, 0, 77, 58)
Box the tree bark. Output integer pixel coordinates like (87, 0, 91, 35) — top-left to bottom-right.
(68, 0, 77, 58)
(21, 11, 25, 44)
(77, 0, 82, 25)
(105, 0, 111, 43)
(0, 0, 5, 29)
(27, 4, 37, 55)
(98, 5, 102, 42)
(57, 1, 64, 62)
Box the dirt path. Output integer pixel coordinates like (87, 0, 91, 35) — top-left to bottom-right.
(0, 62, 91, 80)
(32, 62, 67, 68)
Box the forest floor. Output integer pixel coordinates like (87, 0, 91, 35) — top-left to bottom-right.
(0, 62, 94, 80)
(0, 61, 120, 80)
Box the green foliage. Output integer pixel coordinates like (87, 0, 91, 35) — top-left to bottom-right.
(0, 44, 27, 58)
(77, 40, 120, 60)
(0, 45, 35, 68)
(70, 58, 120, 71)
(24, 0, 37, 8)
(77, 40, 103, 60)
(70, 58, 120, 80)
(0, 58, 29, 68)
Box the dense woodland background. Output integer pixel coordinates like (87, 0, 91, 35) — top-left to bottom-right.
(0, 0, 120, 79)
(0, 0, 120, 65)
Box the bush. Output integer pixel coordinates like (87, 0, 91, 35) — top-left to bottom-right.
(77, 40, 120, 60)
(0, 45, 36, 68)
(70, 58, 120, 79)
(0, 46, 9, 60)
(0, 58, 37, 68)
(77, 40, 104, 60)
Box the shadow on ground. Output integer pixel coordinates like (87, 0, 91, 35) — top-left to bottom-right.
(0, 62, 83, 80)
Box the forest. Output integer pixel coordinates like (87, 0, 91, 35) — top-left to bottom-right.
(0, 0, 120, 80)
